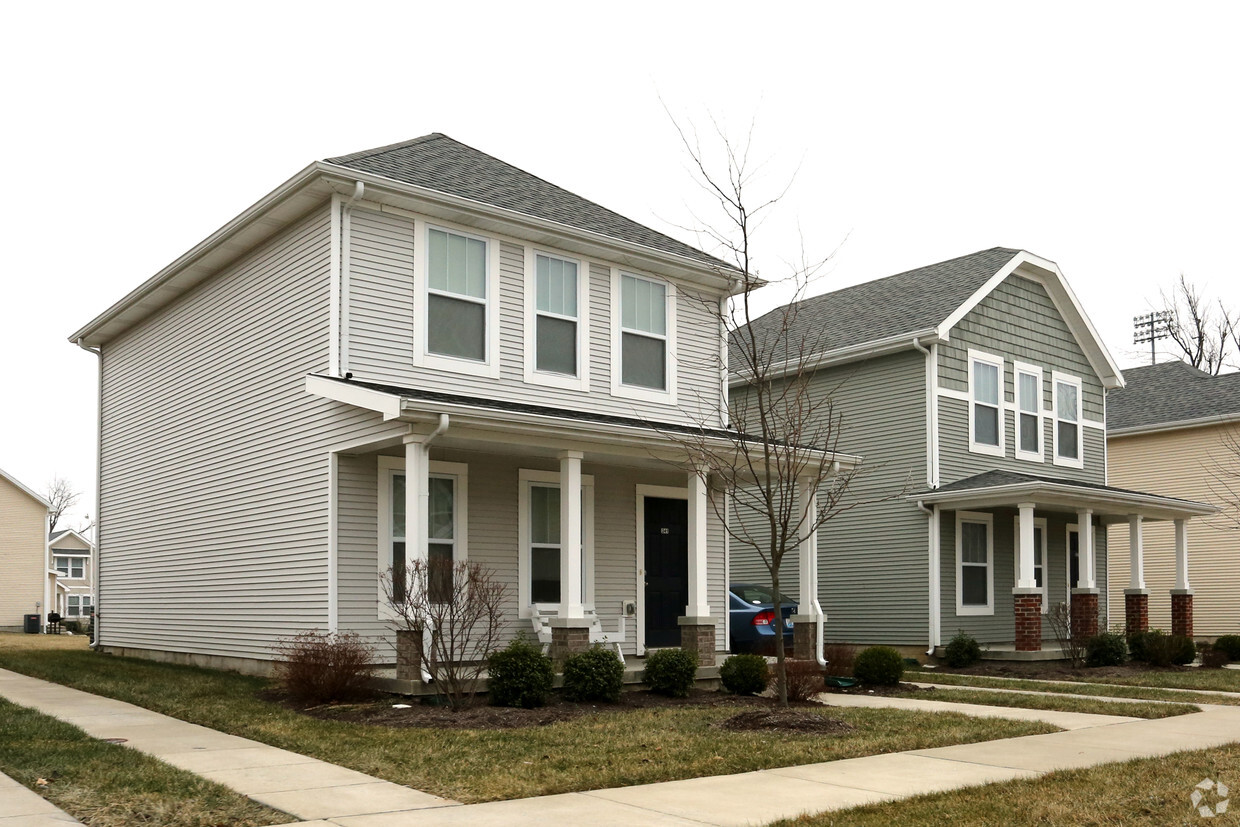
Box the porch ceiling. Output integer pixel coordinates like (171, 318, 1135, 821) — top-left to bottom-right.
(911, 470, 1216, 523)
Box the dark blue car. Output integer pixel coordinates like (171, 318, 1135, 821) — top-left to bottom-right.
(729, 583, 796, 654)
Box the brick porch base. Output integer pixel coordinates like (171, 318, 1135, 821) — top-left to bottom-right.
(793, 621, 817, 661)
(1014, 592, 1043, 651)
(679, 620, 716, 666)
(1171, 590, 1194, 638)
(1070, 590, 1099, 639)
(395, 628, 424, 682)
(1125, 590, 1149, 636)
(549, 625, 590, 664)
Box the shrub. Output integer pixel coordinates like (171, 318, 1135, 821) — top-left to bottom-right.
(853, 646, 904, 686)
(487, 636, 554, 708)
(563, 646, 625, 703)
(943, 630, 982, 668)
(63, 620, 84, 635)
(1084, 631, 1127, 667)
(779, 659, 825, 701)
(822, 642, 856, 677)
(642, 648, 698, 697)
(273, 630, 376, 704)
(1200, 642, 1229, 669)
(719, 654, 770, 696)
(1129, 630, 1196, 667)
(1214, 635, 1240, 661)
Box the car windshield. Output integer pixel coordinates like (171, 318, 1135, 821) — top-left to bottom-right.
(733, 585, 793, 605)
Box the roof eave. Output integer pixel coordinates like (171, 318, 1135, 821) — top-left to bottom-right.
(910, 481, 1216, 520)
(729, 328, 943, 387)
(1108, 412, 1240, 438)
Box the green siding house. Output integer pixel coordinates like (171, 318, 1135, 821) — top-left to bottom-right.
(731, 248, 1213, 655)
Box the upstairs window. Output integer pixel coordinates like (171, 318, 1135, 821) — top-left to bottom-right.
(1015, 363, 1043, 462)
(1054, 373, 1083, 467)
(535, 253, 579, 376)
(54, 556, 84, 579)
(968, 350, 1004, 456)
(426, 227, 488, 362)
(620, 273, 668, 391)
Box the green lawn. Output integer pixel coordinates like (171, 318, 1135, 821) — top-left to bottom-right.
(919, 686, 1198, 719)
(773, 742, 1240, 826)
(908, 670, 1240, 707)
(0, 647, 1056, 803)
(915, 666, 1240, 693)
(0, 698, 288, 827)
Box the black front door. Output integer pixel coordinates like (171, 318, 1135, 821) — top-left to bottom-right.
(644, 496, 688, 648)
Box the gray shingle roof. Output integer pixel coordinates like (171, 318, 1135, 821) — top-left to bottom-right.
(326, 134, 728, 269)
(1108, 362, 1240, 431)
(729, 247, 1020, 368)
(926, 469, 1191, 500)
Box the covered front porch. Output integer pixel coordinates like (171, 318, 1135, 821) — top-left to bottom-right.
(918, 471, 1215, 652)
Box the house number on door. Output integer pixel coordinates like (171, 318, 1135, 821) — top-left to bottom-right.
(660, 527, 669, 534)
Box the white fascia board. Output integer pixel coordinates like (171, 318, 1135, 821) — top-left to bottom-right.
(48, 529, 94, 550)
(729, 328, 943, 387)
(1108, 413, 1240, 438)
(315, 162, 741, 294)
(0, 467, 51, 508)
(305, 375, 403, 420)
(910, 482, 1217, 519)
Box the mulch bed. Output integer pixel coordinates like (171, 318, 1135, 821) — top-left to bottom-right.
(819, 681, 932, 697)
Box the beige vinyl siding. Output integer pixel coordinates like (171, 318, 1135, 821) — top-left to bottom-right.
(345, 208, 725, 427)
(1108, 425, 1240, 636)
(0, 477, 48, 631)
(97, 207, 403, 661)
(730, 350, 930, 645)
(50, 534, 94, 605)
(938, 272, 1106, 485)
(335, 449, 727, 658)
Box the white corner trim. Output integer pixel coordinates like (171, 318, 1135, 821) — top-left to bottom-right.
(610, 268, 678, 404)
(329, 192, 342, 376)
(967, 349, 1006, 458)
(956, 510, 995, 616)
(522, 246, 590, 392)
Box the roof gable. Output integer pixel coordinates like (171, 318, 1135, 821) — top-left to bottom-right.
(0, 467, 50, 509)
(1109, 362, 1240, 432)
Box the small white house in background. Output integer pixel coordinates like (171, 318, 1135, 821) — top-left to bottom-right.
(49, 529, 94, 623)
(72, 133, 859, 675)
(0, 467, 52, 632)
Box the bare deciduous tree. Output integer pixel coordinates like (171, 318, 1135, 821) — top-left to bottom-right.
(1159, 275, 1233, 374)
(44, 477, 80, 535)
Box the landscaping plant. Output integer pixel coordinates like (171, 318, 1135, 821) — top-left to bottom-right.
(942, 630, 982, 668)
(563, 646, 625, 702)
(1046, 603, 1086, 668)
(822, 642, 857, 676)
(273, 629, 376, 704)
(1199, 641, 1229, 669)
(1128, 629, 1196, 667)
(642, 648, 698, 697)
(1214, 635, 1240, 661)
(487, 636, 554, 708)
(719, 653, 771, 696)
(1084, 631, 1127, 667)
(853, 646, 904, 686)
(779, 659, 825, 701)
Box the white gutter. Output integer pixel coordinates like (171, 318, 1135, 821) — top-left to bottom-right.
(1108, 412, 1240, 438)
(916, 500, 941, 655)
(76, 338, 103, 649)
(810, 461, 840, 669)
(730, 328, 943, 387)
(41, 512, 51, 633)
(339, 182, 365, 376)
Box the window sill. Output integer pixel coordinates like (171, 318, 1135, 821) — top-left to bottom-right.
(955, 605, 995, 616)
(420, 351, 501, 380)
(1052, 455, 1085, 470)
(1015, 449, 1044, 463)
(610, 381, 676, 405)
(524, 367, 589, 393)
(968, 442, 1005, 458)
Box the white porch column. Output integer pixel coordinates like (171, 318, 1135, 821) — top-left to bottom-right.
(1174, 519, 1190, 591)
(796, 477, 818, 615)
(1016, 503, 1037, 589)
(558, 450, 585, 619)
(1128, 514, 1145, 590)
(685, 468, 711, 619)
(402, 433, 429, 565)
(1076, 508, 1095, 589)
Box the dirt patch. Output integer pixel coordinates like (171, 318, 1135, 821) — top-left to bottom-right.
(715, 709, 854, 734)
(821, 681, 933, 697)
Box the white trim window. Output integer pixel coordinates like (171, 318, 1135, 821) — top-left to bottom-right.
(612, 270, 676, 402)
(956, 511, 994, 616)
(377, 457, 470, 610)
(1014, 362, 1044, 462)
(518, 469, 595, 614)
(1012, 516, 1049, 613)
(66, 595, 92, 617)
(413, 220, 500, 378)
(524, 249, 589, 390)
(54, 556, 85, 579)
(968, 350, 1005, 457)
(1053, 372, 1084, 468)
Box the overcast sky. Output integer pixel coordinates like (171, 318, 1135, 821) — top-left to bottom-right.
(3, 2, 1238, 532)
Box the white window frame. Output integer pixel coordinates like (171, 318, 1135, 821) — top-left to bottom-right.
(1013, 362, 1044, 463)
(967, 349, 1006, 457)
(54, 555, 85, 579)
(1052, 371, 1084, 469)
(412, 219, 502, 379)
(610, 268, 677, 404)
(523, 247, 590, 391)
(517, 469, 595, 617)
(1011, 516, 1049, 613)
(376, 455, 470, 617)
(956, 510, 994, 616)
(66, 594, 92, 617)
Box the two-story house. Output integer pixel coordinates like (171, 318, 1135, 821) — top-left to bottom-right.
(731, 248, 1214, 655)
(0, 467, 53, 632)
(49, 529, 94, 624)
(71, 134, 855, 676)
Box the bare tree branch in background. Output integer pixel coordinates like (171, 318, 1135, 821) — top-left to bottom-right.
(44, 477, 80, 535)
(1208, 426, 1240, 531)
(1160, 274, 1232, 374)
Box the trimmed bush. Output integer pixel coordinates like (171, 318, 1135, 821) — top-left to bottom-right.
(1084, 631, 1127, 667)
(719, 654, 770, 696)
(1214, 635, 1240, 661)
(822, 642, 856, 677)
(1129, 630, 1196, 667)
(487, 636, 554, 708)
(273, 630, 376, 704)
(1200, 642, 1229, 669)
(563, 646, 625, 703)
(943, 630, 982, 668)
(853, 646, 904, 686)
(642, 648, 698, 697)
(780, 659, 825, 701)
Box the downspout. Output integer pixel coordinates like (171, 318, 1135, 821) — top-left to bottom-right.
(76, 338, 103, 650)
(339, 182, 365, 376)
(811, 461, 840, 668)
(916, 500, 941, 655)
(414, 413, 448, 683)
(912, 337, 941, 657)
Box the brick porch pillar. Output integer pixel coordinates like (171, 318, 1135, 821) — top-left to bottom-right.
(1125, 589, 1149, 636)
(395, 628, 424, 682)
(1070, 589, 1100, 640)
(549, 624, 591, 665)
(1171, 589, 1194, 638)
(792, 620, 817, 661)
(1013, 591, 1043, 651)
(678, 618, 715, 666)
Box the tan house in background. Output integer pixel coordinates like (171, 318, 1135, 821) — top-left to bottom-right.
(1107, 362, 1240, 637)
(0, 467, 53, 632)
(50, 529, 94, 624)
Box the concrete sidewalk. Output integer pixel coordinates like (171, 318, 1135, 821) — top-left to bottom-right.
(0, 770, 80, 825)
